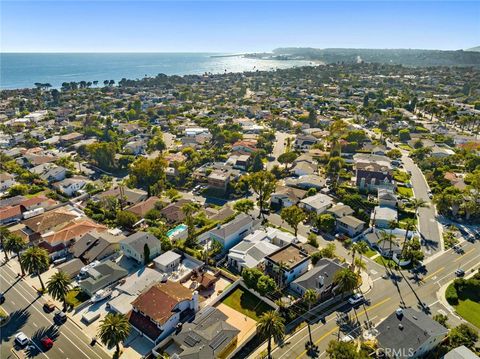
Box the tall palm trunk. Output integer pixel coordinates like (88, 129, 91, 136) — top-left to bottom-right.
(37, 270, 45, 291)
(16, 250, 25, 276)
(116, 343, 120, 357)
(307, 303, 313, 345)
(267, 335, 272, 359)
(1, 237, 9, 262)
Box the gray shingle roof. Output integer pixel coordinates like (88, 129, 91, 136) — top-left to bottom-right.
(121, 231, 160, 253)
(376, 308, 448, 359)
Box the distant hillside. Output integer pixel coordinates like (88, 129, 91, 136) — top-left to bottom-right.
(467, 46, 480, 52)
(267, 47, 480, 67)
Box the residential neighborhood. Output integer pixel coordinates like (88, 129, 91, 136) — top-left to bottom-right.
(0, 58, 479, 359)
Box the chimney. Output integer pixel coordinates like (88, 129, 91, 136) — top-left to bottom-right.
(191, 291, 199, 312)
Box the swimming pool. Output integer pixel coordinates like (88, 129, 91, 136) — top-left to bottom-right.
(167, 224, 188, 238)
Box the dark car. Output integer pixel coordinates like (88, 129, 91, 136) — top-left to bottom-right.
(0, 293, 4, 304)
(54, 311, 67, 324)
(43, 301, 55, 313)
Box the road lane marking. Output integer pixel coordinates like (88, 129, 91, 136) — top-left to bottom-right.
(58, 349, 64, 354)
(454, 248, 475, 262)
(1, 266, 106, 359)
(296, 297, 392, 359)
(423, 267, 444, 282)
(295, 327, 338, 359)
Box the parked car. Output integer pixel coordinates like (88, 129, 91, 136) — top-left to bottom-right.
(310, 227, 320, 234)
(54, 311, 67, 324)
(41, 336, 54, 350)
(396, 308, 403, 316)
(43, 301, 55, 313)
(15, 332, 29, 346)
(455, 269, 465, 277)
(0, 293, 4, 304)
(348, 293, 364, 305)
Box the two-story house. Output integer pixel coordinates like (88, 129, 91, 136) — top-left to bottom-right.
(264, 244, 310, 287)
(209, 213, 259, 251)
(128, 282, 199, 344)
(120, 231, 162, 263)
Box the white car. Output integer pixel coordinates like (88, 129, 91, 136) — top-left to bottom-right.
(15, 332, 29, 346)
(396, 308, 403, 316)
(348, 293, 364, 305)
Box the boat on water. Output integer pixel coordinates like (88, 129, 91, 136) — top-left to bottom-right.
(90, 289, 112, 303)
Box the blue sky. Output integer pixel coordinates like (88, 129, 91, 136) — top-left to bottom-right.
(2, 1, 479, 52)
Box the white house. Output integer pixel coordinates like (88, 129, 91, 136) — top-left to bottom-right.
(299, 193, 334, 214)
(264, 244, 310, 286)
(372, 206, 398, 229)
(52, 177, 87, 197)
(209, 213, 259, 250)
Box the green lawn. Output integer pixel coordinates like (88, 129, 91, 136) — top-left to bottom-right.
(364, 248, 377, 258)
(222, 287, 273, 321)
(393, 170, 410, 184)
(397, 186, 413, 198)
(65, 289, 90, 308)
(374, 255, 413, 270)
(398, 144, 413, 152)
(455, 299, 480, 329)
(448, 283, 480, 329)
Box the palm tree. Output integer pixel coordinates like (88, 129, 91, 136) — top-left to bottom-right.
(349, 242, 368, 272)
(400, 218, 415, 261)
(333, 268, 359, 299)
(47, 271, 72, 311)
(4, 234, 27, 276)
(410, 198, 429, 215)
(303, 289, 318, 347)
(21, 247, 50, 291)
(257, 311, 285, 359)
(98, 313, 131, 357)
(379, 230, 395, 259)
(0, 227, 10, 262)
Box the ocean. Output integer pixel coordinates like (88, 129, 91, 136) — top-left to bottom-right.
(0, 53, 313, 90)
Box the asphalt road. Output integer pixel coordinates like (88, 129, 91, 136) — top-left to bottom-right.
(266, 131, 293, 170)
(0, 263, 110, 359)
(267, 238, 480, 359)
(401, 154, 443, 255)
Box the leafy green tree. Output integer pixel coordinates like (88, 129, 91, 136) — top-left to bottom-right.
(448, 324, 478, 350)
(182, 203, 200, 248)
(21, 247, 50, 291)
(129, 156, 167, 194)
(278, 151, 298, 170)
(147, 134, 166, 152)
(98, 313, 131, 356)
(257, 275, 276, 296)
(233, 199, 255, 216)
(4, 234, 27, 275)
(303, 289, 318, 346)
(242, 267, 263, 288)
(315, 213, 335, 233)
(280, 205, 306, 236)
(248, 171, 276, 218)
(349, 241, 368, 273)
(8, 184, 30, 196)
(250, 152, 264, 172)
(326, 340, 367, 359)
(116, 211, 138, 229)
(257, 311, 285, 359)
(87, 142, 117, 170)
(47, 271, 72, 311)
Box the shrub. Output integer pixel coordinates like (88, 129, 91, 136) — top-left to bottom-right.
(446, 284, 458, 305)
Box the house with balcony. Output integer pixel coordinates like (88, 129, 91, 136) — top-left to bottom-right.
(264, 243, 310, 287)
(128, 282, 199, 344)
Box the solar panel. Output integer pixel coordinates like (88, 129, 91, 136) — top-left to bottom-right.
(209, 332, 227, 350)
